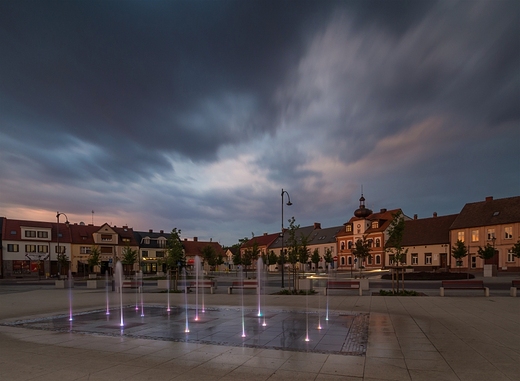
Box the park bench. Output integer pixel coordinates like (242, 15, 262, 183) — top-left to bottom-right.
(325, 280, 362, 296)
(510, 280, 520, 297)
(228, 281, 258, 294)
(440, 280, 489, 297)
(189, 280, 217, 294)
(122, 280, 143, 289)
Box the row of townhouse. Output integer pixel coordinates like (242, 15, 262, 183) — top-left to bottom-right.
(240, 195, 520, 273)
(0, 218, 224, 278)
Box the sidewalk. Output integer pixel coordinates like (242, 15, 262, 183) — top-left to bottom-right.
(0, 287, 518, 380)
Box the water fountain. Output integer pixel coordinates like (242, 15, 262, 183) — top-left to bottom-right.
(182, 268, 189, 333)
(68, 269, 73, 321)
(139, 271, 144, 317)
(115, 261, 124, 327)
(194, 256, 200, 321)
(257, 257, 263, 318)
(240, 265, 246, 338)
(166, 270, 171, 312)
(105, 272, 110, 315)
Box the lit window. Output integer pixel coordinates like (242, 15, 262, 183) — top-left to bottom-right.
(371, 221, 378, 229)
(487, 229, 495, 240)
(25, 245, 36, 252)
(504, 227, 513, 239)
(7, 244, 19, 252)
(457, 231, 465, 242)
(346, 224, 352, 232)
(471, 230, 479, 242)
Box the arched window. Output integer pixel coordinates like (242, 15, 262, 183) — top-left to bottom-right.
(375, 238, 381, 247)
(340, 241, 345, 251)
(368, 255, 372, 265)
(340, 256, 346, 266)
(348, 240, 353, 249)
(375, 255, 381, 265)
(347, 256, 352, 265)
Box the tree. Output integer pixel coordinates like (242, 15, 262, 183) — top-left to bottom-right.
(165, 228, 185, 291)
(57, 248, 69, 279)
(477, 243, 496, 261)
(201, 245, 222, 270)
(511, 240, 520, 259)
(87, 245, 101, 273)
(286, 217, 301, 289)
(385, 211, 408, 292)
(121, 243, 138, 276)
(451, 240, 468, 272)
(352, 236, 371, 277)
(323, 248, 333, 272)
(298, 234, 309, 270)
(268, 250, 277, 269)
(311, 248, 321, 273)
(242, 241, 258, 278)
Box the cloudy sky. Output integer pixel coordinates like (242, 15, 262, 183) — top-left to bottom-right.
(1, 0, 518, 246)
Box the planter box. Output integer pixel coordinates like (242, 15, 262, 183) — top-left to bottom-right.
(87, 280, 106, 289)
(55, 279, 74, 289)
(298, 278, 313, 291)
(157, 279, 172, 290)
(483, 264, 497, 277)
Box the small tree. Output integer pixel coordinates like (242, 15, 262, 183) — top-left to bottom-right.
(286, 217, 301, 289)
(511, 240, 520, 259)
(242, 241, 258, 278)
(201, 245, 221, 271)
(477, 243, 496, 261)
(385, 211, 408, 292)
(451, 240, 468, 272)
(268, 250, 278, 269)
(311, 248, 321, 273)
(87, 246, 101, 274)
(121, 243, 138, 276)
(324, 248, 333, 272)
(57, 249, 69, 279)
(352, 236, 371, 278)
(165, 228, 185, 291)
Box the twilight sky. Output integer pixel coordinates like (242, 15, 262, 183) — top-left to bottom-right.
(0, 0, 519, 246)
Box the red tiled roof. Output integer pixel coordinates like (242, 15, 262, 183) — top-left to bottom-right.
(240, 233, 280, 249)
(402, 214, 458, 246)
(336, 208, 402, 238)
(2, 218, 72, 242)
(183, 240, 225, 257)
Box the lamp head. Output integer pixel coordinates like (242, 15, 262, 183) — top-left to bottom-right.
(286, 201, 292, 206)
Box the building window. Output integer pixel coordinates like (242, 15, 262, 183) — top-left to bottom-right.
(487, 229, 495, 240)
(158, 238, 166, 248)
(375, 238, 381, 247)
(143, 237, 150, 245)
(346, 224, 352, 232)
(7, 244, 19, 252)
(348, 240, 353, 249)
(457, 231, 464, 242)
(471, 230, 479, 242)
(55, 246, 65, 254)
(471, 256, 477, 268)
(401, 255, 406, 265)
(412, 254, 418, 265)
(80, 246, 91, 254)
(367, 255, 372, 265)
(389, 255, 395, 265)
(507, 250, 515, 262)
(347, 256, 352, 265)
(375, 255, 381, 265)
(101, 234, 112, 242)
(37, 245, 48, 253)
(37, 231, 49, 238)
(122, 238, 130, 243)
(100, 247, 112, 254)
(371, 221, 379, 229)
(425, 253, 432, 265)
(504, 227, 513, 239)
(25, 231, 36, 238)
(25, 245, 36, 253)
(340, 241, 345, 251)
(142, 250, 149, 258)
(156, 251, 165, 258)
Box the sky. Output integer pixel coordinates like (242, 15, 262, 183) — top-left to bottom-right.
(0, 0, 519, 246)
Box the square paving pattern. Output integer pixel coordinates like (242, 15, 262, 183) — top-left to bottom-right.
(7, 306, 368, 356)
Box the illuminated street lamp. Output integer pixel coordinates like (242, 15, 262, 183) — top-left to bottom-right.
(280, 189, 292, 288)
(56, 211, 70, 279)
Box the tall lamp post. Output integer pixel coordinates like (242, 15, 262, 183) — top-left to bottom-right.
(280, 189, 292, 288)
(56, 211, 70, 279)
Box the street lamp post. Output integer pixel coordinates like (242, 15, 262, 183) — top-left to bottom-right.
(56, 211, 69, 280)
(280, 189, 292, 288)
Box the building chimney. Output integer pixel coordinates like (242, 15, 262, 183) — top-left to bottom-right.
(433, 212, 438, 217)
(263, 232, 268, 236)
(485, 196, 493, 202)
(149, 229, 153, 233)
(313, 222, 321, 229)
(160, 230, 164, 234)
(193, 237, 198, 242)
(414, 214, 418, 220)
(184, 238, 188, 241)
(123, 225, 128, 229)
(380, 208, 387, 213)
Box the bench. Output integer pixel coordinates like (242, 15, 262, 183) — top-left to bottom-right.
(440, 280, 489, 297)
(325, 280, 362, 296)
(510, 280, 520, 297)
(189, 280, 217, 294)
(228, 281, 258, 294)
(122, 280, 143, 289)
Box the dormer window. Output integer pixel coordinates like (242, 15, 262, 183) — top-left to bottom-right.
(346, 224, 352, 232)
(371, 221, 379, 229)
